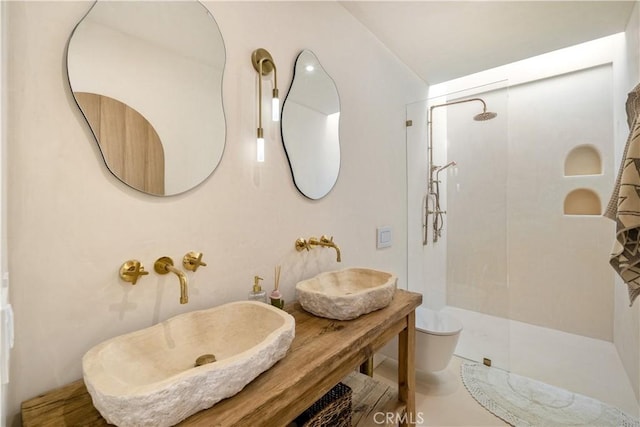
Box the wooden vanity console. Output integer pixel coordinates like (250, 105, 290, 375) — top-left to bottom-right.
(22, 289, 421, 426)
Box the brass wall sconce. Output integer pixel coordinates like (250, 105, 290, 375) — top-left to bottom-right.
(251, 48, 279, 162)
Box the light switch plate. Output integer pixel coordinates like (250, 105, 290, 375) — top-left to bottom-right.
(377, 226, 392, 249)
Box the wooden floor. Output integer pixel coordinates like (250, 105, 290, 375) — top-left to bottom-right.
(287, 371, 402, 427)
(343, 372, 402, 427)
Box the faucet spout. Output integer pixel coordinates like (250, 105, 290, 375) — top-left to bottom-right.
(166, 264, 188, 304)
(154, 257, 189, 304)
(309, 235, 341, 262)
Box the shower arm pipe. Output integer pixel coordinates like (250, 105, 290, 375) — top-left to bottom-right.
(427, 98, 487, 192)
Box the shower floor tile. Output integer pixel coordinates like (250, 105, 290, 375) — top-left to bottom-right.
(374, 313, 639, 426)
(443, 306, 639, 416)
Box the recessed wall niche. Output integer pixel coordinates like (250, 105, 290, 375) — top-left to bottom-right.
(563, 145, 602, 216)
(564, 145, 602, 176)
(564, 188, 601, 215)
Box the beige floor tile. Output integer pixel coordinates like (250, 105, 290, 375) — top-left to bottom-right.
(374, 357, 507, 426)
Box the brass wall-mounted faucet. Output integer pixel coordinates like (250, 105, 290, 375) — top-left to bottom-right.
(295, 235, 341, 262)
(311, 236, 341, 262)
(154, 256, 189, 304)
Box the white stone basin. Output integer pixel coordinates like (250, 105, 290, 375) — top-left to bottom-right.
(82, 301, 295, 427)
(296, 268, 397, 320)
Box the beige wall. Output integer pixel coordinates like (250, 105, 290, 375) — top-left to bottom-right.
(5, 1, 427, 423)
(507, 65, 615, 340)
(442, 65, 615, 342)
(422, 36, 619, 343)
(424, 32, 638, 398)
(614, 0, 640, 403)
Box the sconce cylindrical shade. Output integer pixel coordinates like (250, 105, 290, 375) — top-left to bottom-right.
(272, 94, 280, 122)
(257, 128, 265, 162)
(257, 137, 265, 162)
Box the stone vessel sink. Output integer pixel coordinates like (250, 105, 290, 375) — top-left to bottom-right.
(296, 268, 397, 320)
(82, 301, 295, 427)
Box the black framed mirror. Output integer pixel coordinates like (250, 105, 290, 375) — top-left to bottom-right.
(282, 50, 340, 200)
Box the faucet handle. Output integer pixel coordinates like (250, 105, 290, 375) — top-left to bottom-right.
(295, 238, 310, 251)
(320, 235, 334, 244)
(183, 251, 207, 272)
(119, 260, 149, 285)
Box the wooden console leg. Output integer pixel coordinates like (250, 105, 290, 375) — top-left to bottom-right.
(359, 357, 374, 377)
(398, 311, 416, 426)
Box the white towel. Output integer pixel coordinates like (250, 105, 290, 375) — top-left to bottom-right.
(606, 83, 640, 306)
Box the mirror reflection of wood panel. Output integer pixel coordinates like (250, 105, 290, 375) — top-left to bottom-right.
(67, 1, 226, 196)
(74, 92, 165, 195)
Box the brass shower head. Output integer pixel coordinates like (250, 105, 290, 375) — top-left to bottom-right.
(473, 111, 498, 121)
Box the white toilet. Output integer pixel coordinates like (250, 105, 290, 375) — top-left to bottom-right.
(415, 307, 463, 372)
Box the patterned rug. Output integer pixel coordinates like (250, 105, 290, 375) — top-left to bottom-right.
(461, 361, 639, 427)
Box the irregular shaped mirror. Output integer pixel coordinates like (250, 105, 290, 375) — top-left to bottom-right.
(67, 1, 226, 196)
(282, 50, 340, 200)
